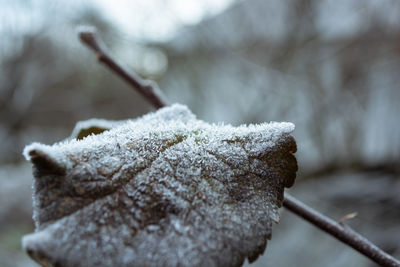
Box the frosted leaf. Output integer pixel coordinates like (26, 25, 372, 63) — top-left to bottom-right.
(22, 104, 297, 267)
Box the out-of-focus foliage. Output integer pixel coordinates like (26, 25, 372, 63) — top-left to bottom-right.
(0, 0, 399, 266)
(158, 0, 400, 177)
(0, 0, 151, 165)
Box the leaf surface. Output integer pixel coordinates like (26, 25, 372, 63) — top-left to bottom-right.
(22, 104, 297, 267)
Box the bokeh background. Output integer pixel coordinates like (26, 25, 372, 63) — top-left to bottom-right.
(1, 0, 399, 266)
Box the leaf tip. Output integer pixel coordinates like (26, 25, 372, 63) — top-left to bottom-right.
(22, 231, 55, 267)
(23, 143, 66, 175)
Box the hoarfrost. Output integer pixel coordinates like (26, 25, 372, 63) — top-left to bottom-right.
(22, 104, 297, 267)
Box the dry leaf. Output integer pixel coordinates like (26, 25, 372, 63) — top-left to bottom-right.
(22, 104, 297, 267)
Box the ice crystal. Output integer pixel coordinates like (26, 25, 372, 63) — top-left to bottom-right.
(22, 104, 297, 267)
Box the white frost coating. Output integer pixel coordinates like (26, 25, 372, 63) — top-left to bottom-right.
(22, 225, 53, 250)
(23, 142, 71, 169)
(24, 104, 294, 171)
(22, 104, 297, 267)
(70, 118, 124, 139)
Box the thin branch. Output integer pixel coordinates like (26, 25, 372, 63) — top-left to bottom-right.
(77, 26, 168, 109)
(78, 26, 400, 267)
(284, 194, 400, 267)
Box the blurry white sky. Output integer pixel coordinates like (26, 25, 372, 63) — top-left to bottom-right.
(0, 0, 234, 42)
(95, 0, 235, 41)
(94, 0, 400, 42)
(2, 0, 400, 43)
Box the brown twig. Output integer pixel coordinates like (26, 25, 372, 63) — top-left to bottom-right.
(77, 26, 168, 109)
(283, 194, 400, 267)
(78, 26, 400, 267)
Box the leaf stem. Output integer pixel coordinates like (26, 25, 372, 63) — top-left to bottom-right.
(78, 26, 400, 267)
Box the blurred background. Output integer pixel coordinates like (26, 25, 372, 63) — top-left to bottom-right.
(0, 0, 399, 266)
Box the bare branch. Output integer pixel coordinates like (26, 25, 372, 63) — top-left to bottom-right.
(78, 26, 400, 267)
(77, 26, 168, 109)
(284, 193, 400, 267)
